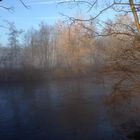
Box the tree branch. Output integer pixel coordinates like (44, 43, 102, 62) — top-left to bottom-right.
(58, 0, 93, 7)
(19, 0, 30, 9)
(87, 0, 98, 12)
(0, 5, 14, 12)
(60, 2, 116, 22)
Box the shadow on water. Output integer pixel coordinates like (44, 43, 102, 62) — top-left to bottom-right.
(105, 76, 140, 140)
(0, 78, 129, 140)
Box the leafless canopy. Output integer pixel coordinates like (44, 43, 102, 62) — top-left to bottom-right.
(59, 0, 140, 37)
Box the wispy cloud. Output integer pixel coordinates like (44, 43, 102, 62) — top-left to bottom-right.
(7, 16, 63, 20)
(29, 0, 71, 5)
(34, 16, 62, 20)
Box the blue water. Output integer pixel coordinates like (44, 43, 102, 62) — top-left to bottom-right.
(0, 79, 128, 140)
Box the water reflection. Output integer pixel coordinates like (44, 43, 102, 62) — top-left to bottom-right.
(105, 79, 140, 140)
(0, 79, 127, 140)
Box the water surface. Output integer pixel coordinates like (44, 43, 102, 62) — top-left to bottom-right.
(0, 78, 128, 140)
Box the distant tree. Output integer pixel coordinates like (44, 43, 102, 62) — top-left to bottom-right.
(56, 19, 96, 73)
(23, 23, 53, 70)
(8, 22, 22, 47)
(7, 22, 23, 68)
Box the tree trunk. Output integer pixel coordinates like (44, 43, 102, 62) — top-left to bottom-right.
(129, 0, 140, 36)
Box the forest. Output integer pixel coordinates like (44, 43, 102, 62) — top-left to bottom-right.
(0, 13, 139, 82)
(0, 0, 139, 83)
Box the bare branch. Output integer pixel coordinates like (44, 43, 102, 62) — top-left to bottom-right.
(0, 0, 30, 13)
(87, 0, 98, 12)
(59, 0, 140, 21)
(0, 25, 8, 29)
(19, 0, 30, 9)
(102, 20, 136, 33)
(96, 32, 136, 37)
(0, 5, 14, 12)
(90, 2, 115, 20)
(114, 2, 140, 6)
(58, 0, 93, 6)
(60, 2, 115, 22)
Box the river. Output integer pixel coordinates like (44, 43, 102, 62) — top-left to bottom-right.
(0, 77, 136, 140)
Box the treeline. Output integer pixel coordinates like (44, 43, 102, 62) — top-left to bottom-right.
(0, 20, 96, 81)
(0, 14, 139, 81)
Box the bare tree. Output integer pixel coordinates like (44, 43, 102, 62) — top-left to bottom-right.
(7, 22, 23, 69)
(56, 19, 96, 74)
(23, 23, 54, 71)
(60, 0, 140, 37)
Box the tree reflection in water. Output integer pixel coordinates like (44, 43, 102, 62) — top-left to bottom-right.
(105, 74, 140, 140)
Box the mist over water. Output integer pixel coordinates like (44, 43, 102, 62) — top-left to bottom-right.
(0, 78, 130, 140)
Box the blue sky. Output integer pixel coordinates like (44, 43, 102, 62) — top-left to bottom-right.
(0, 0, 76, 45)
(0, 0, 67, 26)
(0, 0, 116, 45)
